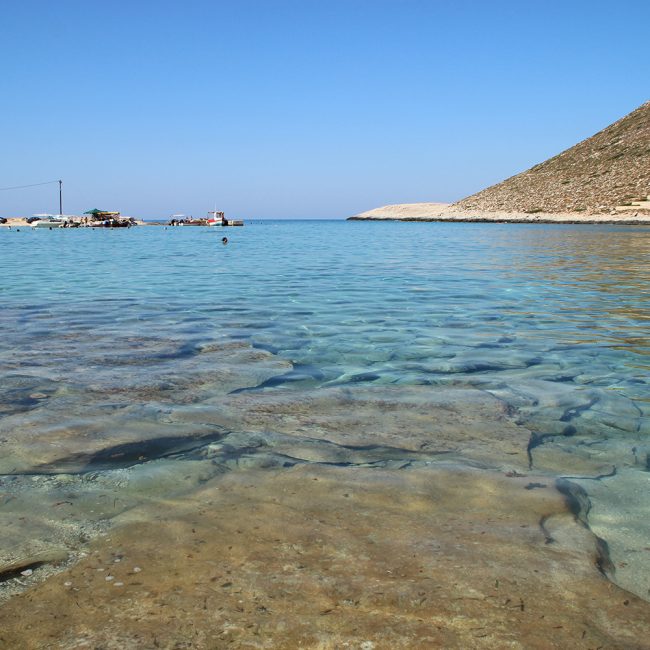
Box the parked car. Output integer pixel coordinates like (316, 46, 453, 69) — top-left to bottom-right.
(0, 217, 7, 224)
(26, 216, 42, 224)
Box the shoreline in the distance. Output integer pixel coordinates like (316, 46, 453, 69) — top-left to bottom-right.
(0, 217, 151, 228)
(348, 202, 650, 225)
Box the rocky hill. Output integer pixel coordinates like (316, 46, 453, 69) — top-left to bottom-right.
(455, 101, 650, 215)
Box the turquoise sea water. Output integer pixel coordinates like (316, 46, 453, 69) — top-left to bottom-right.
(1, 220, 649, 598)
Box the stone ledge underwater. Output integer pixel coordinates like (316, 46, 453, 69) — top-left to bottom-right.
(1, 376, 649, 648)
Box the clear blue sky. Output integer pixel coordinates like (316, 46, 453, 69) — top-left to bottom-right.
(1, 0, 648, 219)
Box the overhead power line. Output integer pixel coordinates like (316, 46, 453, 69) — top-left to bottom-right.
(0, 180, 60, 191)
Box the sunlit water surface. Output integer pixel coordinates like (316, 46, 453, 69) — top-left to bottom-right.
(1, 220, 649, 599)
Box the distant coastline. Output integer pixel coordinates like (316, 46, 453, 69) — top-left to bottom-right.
(348, 202, 650, 225)
(0, 217, 152, 228)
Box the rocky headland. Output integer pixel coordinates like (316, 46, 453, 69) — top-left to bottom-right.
(350, 101, 650, 224)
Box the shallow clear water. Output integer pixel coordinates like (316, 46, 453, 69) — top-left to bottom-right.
(1, 220, 649, 598)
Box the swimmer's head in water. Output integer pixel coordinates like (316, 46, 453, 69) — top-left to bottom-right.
(222, 237, 228, 244)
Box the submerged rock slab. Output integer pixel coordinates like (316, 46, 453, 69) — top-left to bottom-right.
(0, 464, 648, 649)
(188, 385, 532, 470)
(571, 468, 650, 601)
(529, 431, 647, 476)
(0, 375, 60, 417)
(78, 339, 294, 403)
(0, 341, 291, 474)
(0, 405, 227, 475)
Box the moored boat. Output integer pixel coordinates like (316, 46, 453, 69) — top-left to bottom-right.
(207, 210, 244, 226)
(31, 215, 63, 228)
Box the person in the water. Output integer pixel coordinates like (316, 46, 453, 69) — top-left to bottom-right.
(222, 237, 228, 244)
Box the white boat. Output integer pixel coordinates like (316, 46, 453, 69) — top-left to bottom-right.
(30, 214, 84, 228)
(31, 217, 63, 228)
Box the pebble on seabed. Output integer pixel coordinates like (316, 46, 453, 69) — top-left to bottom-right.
(20, 569, 33, 577)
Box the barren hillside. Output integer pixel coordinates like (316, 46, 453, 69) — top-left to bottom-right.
(455, 101, 650, 214)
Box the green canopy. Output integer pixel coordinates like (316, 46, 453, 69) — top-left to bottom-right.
(83, 208, 106, 215)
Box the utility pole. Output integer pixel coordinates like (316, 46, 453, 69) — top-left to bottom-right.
(59, 180, 63, 216)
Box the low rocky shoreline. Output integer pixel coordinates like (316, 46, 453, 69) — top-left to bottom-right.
(348, 202, 650, 225)
(0, 216, 148, 228)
